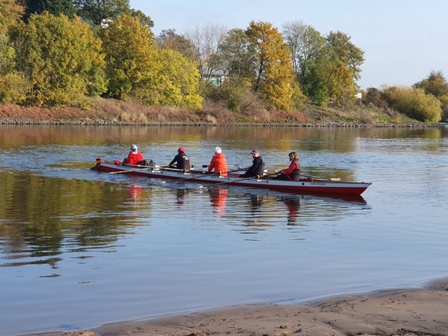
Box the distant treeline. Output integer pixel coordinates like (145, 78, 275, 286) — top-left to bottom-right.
(0, 0, 446, 122)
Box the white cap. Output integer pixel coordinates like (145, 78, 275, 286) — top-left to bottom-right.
(215, 146, 222, 154)
(131, 144, 137, 151)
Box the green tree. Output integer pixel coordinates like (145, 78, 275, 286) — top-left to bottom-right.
(283, 21, 329, 105)
(206, 28, 258, 112)
(24, 0, 75, 20)
(246, 21, 298, 111)
(74, 0, 130, 25)
(11, 12, 107, 105)
(283, 21, 325, 81)
(129, 8, 153, 28)
(326, 31, 364, 81)
(215, 28, 255, 81)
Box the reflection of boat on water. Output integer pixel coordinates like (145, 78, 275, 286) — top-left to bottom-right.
(204, 184, 370, 224)
(92, 160, 371, 196)
(208, 186, 228, 216)
(206, 184, 368, 206)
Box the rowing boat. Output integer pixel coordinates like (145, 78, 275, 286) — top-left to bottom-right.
(91, 160, 371, 196)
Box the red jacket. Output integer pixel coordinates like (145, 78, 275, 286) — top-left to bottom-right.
(208, 153, 228, 175)
(281, 160, 302, 180)
(127, 151, 144, 164)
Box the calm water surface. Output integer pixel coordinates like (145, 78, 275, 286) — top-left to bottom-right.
(0, 125, 447, 335)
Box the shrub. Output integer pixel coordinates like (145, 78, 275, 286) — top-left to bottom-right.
(382, 86, 441, 123)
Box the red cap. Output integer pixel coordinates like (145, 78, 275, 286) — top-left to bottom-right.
(178, 147, 185, 152)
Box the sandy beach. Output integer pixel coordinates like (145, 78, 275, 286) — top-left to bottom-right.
(31, 278, 448, 336)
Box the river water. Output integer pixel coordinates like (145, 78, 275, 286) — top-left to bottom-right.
(0, 125, 447, 335)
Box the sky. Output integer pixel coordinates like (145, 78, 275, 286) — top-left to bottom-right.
(129, 0, 448, 90)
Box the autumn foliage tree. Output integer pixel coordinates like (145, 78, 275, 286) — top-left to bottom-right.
(155, 49, 202, 109)
(11, 12, 107, 105)
(0, 0, 27, 103)
(101, 15, 201, 109)
(246, 21, 299, 111)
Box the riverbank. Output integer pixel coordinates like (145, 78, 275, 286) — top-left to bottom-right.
(30, 278, 448, 336)
(0, 98, 437, 127)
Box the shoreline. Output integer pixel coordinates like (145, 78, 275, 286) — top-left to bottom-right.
(1, 119, 446, 128)
(29, 278, 448, 336)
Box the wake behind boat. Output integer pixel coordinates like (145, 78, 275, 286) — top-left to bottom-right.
(91, 159, 371, 196)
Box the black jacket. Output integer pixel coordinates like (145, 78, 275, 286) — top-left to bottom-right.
(169, 152, 191, 170)
(242, 156, 264, 177)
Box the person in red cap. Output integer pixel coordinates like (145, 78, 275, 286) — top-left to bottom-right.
(169, 147, 191, 171)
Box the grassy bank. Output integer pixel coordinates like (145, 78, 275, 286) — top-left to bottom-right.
(0, 98, 433, 126)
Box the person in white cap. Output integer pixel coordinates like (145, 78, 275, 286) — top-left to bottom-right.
(207, 146, 228, 176)
(241, 149, 265, 177)
(124, 144, 146, 165)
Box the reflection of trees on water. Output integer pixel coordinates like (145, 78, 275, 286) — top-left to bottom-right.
(0, 173, 147, 270)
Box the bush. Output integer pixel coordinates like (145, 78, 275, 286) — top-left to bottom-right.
(382, 86, 442, 123)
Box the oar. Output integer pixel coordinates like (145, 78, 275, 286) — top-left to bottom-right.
(214, 172, 269, 185)
(109, 168, 149, 174)
(183, 168, 245, 181)
(301, 174, 341, 181)
(109, 163, 152, 174)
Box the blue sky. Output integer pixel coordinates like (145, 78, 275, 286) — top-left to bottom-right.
(129, 0, 448, 90)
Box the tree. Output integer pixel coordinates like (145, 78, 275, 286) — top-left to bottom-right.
(24, 0, 75, 20)
(185, 22, 228, 85)
(326, 31, 364, 81)
(11, 12, 107, 105)
(129, 8, 153, 28)
(246, 21, 297, 111)
(362, 87, 388, 108)
(154, 49, 202, 109)
(215, 28, 255, 81)
(100, 14, 159, 101)
(101, 15, 201, 108)
(157, 29, 196, 62)
(0, 0, 24, 74)
(0, 0, 24, 33)
(283, 23, 364, 107)
(414, 71, 448, 121)
(326, 59, 357, 107)
(283, 21, 330, 105)
(283, 21, 325, 80)
(73, 0, 130, 25)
